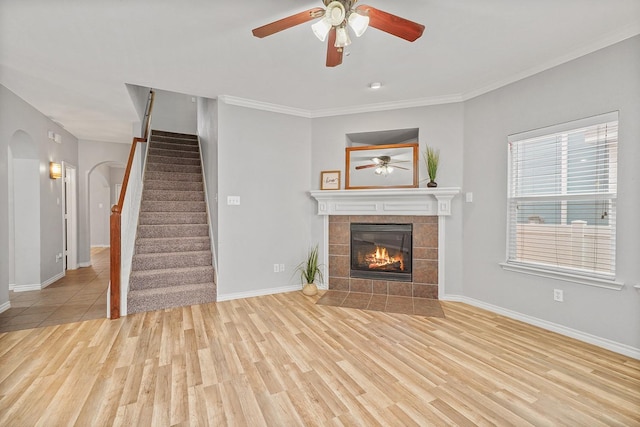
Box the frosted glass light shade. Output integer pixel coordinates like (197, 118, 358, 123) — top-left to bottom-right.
(50, 162, 62, 179)
(348, 12, 369, 37)
(334, 26, 351, 48)
(312, 17, 332, 41)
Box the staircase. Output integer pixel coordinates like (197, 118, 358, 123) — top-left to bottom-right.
(127, 130, 216, 314)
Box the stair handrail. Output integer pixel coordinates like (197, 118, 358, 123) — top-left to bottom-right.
(110, 90, 155, 319)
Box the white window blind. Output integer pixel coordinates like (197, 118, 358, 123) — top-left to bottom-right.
(507, 112, 618, 280)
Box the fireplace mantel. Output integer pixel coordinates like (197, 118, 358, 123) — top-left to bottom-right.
(309, 187, 460, 216)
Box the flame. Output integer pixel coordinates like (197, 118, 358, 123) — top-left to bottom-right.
(365, 245, 404, 270)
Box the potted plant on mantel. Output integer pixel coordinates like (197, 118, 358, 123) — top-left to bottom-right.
(295, 245, 324, 296)
(424, 145, 440, 188)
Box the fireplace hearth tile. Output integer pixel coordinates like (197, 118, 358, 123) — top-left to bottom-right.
(316, 290, 444, 318)
(388, 281, 412, 297)
(372, 280, 388, 295)
(368, 294, 388, 311)
(413, 284, 438, 299)
(315, 290, 348, 306)
(329, 277, 350, 292)
(350, 278, 373, 293)
(341, 292, 372, 309)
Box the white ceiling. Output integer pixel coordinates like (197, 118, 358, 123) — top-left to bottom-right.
(1, 0, 639, 143)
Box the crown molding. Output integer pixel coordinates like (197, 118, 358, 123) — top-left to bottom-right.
(218, 95, 312, 118)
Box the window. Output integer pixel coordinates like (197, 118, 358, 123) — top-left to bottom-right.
(506, 112, 618, 283)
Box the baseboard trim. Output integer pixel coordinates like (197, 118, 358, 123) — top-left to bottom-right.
(442, 294, 640, 360)
(8, 283, 15, 291)
(78, 262, 92, 268)
(12, 283, 42, 292)
(91, 245, 110, 248)
(217, 284, 301, 302)
(0, 301, 10, 314)
(41, 271, 65, 289)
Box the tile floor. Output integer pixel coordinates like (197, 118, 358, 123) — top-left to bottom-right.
(0, 248, 109, 333)
(316, 290, 445, 317)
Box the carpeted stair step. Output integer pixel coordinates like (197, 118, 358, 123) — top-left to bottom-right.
(136, 236, 211, 254)
(132, 250, 212, 271)
(137, 224, 208, 239)
(147, 155, 201, 166)
(146, 163, 202, 174)
(141, 200, 206, 213)
(148, 147, 201, 159)
(127, 283, 216, 314)
(142, 189, 204, 202)
(149, 141, 200, 152)
(130, 266, 214, 290)
(151, 130, 198, 139)
(143, 180, 203, 191)
(139, 212, 207, 225)
(145, 171, 202, 182)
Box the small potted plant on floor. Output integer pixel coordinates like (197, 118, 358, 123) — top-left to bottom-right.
(295, 245, 323, 296)
(424, 145, 440, 188)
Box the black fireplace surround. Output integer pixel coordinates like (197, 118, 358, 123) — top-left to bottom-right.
(350, 223, 413, 282)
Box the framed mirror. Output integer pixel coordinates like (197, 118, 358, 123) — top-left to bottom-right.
(345, 143, 418, 189)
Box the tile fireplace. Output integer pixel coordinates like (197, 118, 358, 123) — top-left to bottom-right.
(310, 187, 460, 299)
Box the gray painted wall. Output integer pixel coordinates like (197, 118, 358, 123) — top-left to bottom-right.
(151, 90, 197, 135)
(216, 102, 313, 297)
(77, 140, 130, 265)
(462, 35, 640, 349)
(0, 85, 78, 305)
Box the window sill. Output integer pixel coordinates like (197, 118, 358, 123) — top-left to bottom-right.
(499, 262, 624, 290)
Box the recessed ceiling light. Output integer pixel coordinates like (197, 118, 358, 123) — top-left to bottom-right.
(369, 82, 382, 89)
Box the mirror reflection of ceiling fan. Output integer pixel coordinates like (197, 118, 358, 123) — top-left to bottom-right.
(355, 155, 409, 176)
(252, 0, 425, 67)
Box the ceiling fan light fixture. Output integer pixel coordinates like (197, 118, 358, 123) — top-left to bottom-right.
(347, 11, 369, 37)
(311, 16, 332, 41)
(326, 1, 346, 26)
(335, 26, 351, 47)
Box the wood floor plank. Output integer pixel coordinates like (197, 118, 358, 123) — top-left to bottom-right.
(0, 293, 638, 425)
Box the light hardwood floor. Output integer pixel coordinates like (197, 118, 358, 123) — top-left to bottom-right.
(0, 292, 638, 426)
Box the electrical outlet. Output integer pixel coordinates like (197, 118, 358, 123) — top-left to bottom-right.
(279, 264, 285, 272)
(553, 289, 564, 302)
(273, 264, 279, 273)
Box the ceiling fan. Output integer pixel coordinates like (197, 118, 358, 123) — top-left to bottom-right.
(355, 155, 409, 175)
(252, 0, 425, 67)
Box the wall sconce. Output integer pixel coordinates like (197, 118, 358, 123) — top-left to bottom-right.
(50, 162, 62, 179)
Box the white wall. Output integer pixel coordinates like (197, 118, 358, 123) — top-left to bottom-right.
(216, 101, 313, 298)
(89, 169, 111, 247)
(462, 35, 640, 351)
(310, 103, 465, 295)
(151, 89, 197, 135)
(197, 97, 219, 268)
(0, 85, 78, 305)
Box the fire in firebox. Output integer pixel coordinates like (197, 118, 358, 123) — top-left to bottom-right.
(350, 223, 412, 281)
(365, 246, 404, 271)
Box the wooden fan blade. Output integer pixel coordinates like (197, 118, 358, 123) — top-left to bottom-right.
(326, 27, 343, 67)
(355, 164, 378, 170)
(252, 8, 324, 38)
(393, 165, 410, 170)
(356, 5, 425, 42)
